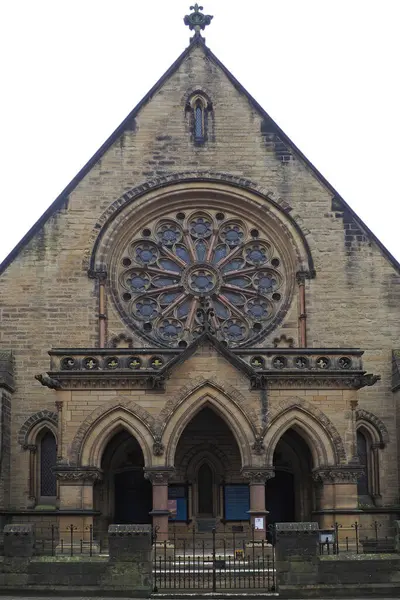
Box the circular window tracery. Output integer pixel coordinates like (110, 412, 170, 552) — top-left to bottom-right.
(116, 209, 286, 347)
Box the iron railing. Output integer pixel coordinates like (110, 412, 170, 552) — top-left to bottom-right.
(33, 525, 109, 556)
(153, 526, 276, 592)
(319, 521, 396, 555)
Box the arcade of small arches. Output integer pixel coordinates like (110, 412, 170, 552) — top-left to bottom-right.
(20, 393, 388, 541)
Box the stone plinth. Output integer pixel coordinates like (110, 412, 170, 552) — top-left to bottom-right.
(275, 521, 319, 561)
(275, 522, 320, 589)
(108, 524, 152, 561)
(3, 524, 35, 558)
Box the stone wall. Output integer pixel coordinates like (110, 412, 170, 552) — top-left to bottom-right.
(275, 522, 400, 597)
(0, 523, 152, 596)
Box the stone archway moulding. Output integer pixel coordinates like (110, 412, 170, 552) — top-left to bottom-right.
(356, 408, 390, 447)
(84, 172, 315, 275)
(162, 386, 254, 468)
(70, 398, 156, 467)
(18, 410, 58, 448)
(263, 397, 347, 467)
(156, 376, 259, 436)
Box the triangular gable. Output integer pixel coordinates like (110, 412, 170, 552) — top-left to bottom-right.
(160, 330, 256, 382)
(1, 36, 399, 275)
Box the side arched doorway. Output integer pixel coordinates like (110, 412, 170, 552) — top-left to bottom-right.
(266, 428, 314, 524)
(94, 429, 152, 531)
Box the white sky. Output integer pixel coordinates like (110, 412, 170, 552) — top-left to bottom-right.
(1, 0, 399, 264)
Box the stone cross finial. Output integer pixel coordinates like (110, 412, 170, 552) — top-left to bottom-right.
(196, 296, 215, 334)
(184, 4, 213, 39)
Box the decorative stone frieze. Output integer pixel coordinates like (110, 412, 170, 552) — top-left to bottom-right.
(241, 467, 275, 483)
(37, 344, 379, 392)
(53, 466, 103, 483)
(312, 467, 364, 484)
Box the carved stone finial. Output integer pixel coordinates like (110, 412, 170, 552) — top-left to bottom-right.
(184, 4, 213, 39)
(196, 297, 215, 334)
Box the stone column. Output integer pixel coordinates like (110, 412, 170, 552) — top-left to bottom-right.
(241, 467, 274, 542)
(371, 443, 383, 506)
(26, 444, 37, 508)
(313, 467, 362, 532)
(54, 466, 103, 553)
(144, 467, 174, 543)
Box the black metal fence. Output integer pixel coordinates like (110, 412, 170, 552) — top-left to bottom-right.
(153, 526, 276, 592)
(23, 519, 398, 561)
(33, 525, 109, 556)
(319, 521, 396, 555)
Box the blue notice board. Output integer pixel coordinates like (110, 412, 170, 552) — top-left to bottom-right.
(168, 486, 187, 521)
(224, 485, 250, 521)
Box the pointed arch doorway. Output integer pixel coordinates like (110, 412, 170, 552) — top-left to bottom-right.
(94, 429, 152, 527)
(266, 427, 314, 524)
(173, 406, 247, 528)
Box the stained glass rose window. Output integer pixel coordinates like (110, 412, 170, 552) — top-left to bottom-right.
(117, 210, 285, 347)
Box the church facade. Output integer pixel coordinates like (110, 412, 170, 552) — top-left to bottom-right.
(1, 8, 399, 547)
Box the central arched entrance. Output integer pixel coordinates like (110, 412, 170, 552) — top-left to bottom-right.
(266, 427, 314, 524)
(173, 406, 246, 529)
(94, 429, 152, 530)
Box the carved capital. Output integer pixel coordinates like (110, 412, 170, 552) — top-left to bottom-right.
(241, 467, 275, 483)
(53, 466, 103, 483)
(312, 467, 364, 484)
(55, 400, 63, 412)
(144, 467, 175, 485)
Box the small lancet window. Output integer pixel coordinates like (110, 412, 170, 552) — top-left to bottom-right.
(40, 430, 57, 497)
(195, 103, 204, 142)
(188, 93, 210, 145)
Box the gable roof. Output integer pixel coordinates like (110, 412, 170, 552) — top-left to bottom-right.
(1, 36, 399, 276)
(159, 329, 255, 381)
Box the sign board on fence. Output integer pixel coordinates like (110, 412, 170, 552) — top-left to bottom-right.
(319, 531, 335, 544)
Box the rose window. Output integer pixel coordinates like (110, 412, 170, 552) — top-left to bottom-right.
(117, 210, 285, 347)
